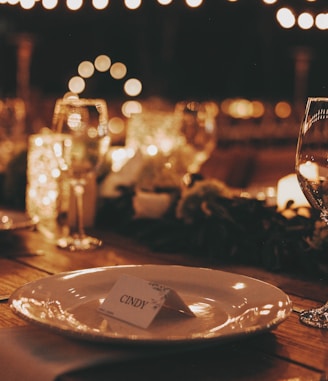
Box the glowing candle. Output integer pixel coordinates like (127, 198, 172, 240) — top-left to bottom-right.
(277, 173, 309, 211)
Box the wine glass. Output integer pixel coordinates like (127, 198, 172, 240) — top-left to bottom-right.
(52, 97, 110, 251)
(174, 101, 218, 178)
(295, 97, 328, 329)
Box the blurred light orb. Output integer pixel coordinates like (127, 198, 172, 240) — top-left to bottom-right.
(110, 62, 127, 79)
(146, 144, 158, 156)
(221, 99, 233, 115)
(204, 101, 219, 117)
(262, 0, 277, 4)
(316, 13, 328, 30)
(157, 0, 173, 5)
(298, 12, 314, 29)
(42, 0, 58, 9)
(68, 76, 85, 94)
(7, 0, 20, 4)
(108, 117, 125, 135)
(121, 101, 142, 117)
(185, 0, 203, 7)
(275, 101, 291, 119)
(124, 78, 142, 96)
(67, 0, 83, 10)
(20, 0, 36, 9)
(92, 0, 109, 9)
(124, 0, 141, 10)
(276, 8, 296, 29)
(94, 55, 111, 72)
(229, 99, 252, 119)
(251, 101, 265, 118)
(78, 61, 95, 78)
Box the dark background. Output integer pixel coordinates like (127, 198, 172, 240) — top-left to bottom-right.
(0, 0, 327, 103)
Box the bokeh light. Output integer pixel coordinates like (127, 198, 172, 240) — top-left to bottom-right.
(94, 55, 111, 72)
(124, 0, 142, 10)
(275, 101, 292, 119)
(298, 12, 314, 29)
(92, 0, 109, 10)
(121, 100, 142, 117)
(42, 0, 58, 9)
(67, 0, 83, 11)
(276, 8, 296, 29)
(108, 116, 125, 135)
(157, 0, 173, 5)
(124, 78, 142, 96)
(20, 0, 36, 9)
(78, 61, 95, 78)
(185, 0, 203, 7)
(315, 13, 328, 30)
(110, 62, 127, 79)
(68, 76, 85, 94)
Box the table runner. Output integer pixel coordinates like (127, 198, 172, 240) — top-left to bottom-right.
(0, 326, 156, 381)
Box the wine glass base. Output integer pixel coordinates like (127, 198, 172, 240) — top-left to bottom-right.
(299, 303, 328, 329)
(57, 234, 102, 251)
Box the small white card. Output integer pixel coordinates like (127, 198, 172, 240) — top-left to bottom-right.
(98, 274, 195, 329)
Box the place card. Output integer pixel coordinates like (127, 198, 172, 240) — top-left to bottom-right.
(98, 274, 195, 329)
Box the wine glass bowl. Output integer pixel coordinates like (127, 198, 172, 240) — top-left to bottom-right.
(52, 97, 110, 251)
(295, 97, 328, 329)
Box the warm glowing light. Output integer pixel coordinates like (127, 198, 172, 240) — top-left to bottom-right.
(124, 0, 141, 10)
(229, 99, 252, 119)
(108, 117, 125, 135)
(94, 55, 111, 72)
(262, 0, 277, 4)
(185, 0, 203, 7)
(92, 0, 109, 9)
(20, 0, 36, 9)
(110, 62, 127, 79)
(275, 101, 292, 119)
(146, 144, 158, 156)
(124, 78, 142, 96)
(7, 0, 20, 4)
(298, 12, 314, 29)
(276, 8, 296, 29)
(220, 99, 233, 115)
(68, 76, 85, 94)
(251, 101, 265, 118)
(78, 61, 95, 78)
(121, 100, 142, 117)
(42, 0, 58, 9)
(67, 112, 82, 130)
(315, 13, 328, 30)
(67, 0, 83, 11)
(157, 0, 173, 4)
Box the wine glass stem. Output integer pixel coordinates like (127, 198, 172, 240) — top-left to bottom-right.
(73, 181, 86, 238)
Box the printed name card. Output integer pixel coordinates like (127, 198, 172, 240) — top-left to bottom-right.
(98, 274, 195, 329)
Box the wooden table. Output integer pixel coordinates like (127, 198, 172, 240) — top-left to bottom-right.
(1, 225, 327, 381)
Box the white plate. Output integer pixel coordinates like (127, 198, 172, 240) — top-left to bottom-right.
(0, 209, 37, 231)
(10, 265, 292, 345)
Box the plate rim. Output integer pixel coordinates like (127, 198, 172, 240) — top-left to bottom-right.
(10, 264, 293, 346)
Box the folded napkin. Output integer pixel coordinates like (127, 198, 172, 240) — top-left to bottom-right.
(0, 326, 155, 381)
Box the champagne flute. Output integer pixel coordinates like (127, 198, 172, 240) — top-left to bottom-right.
(295, 97, 328, 329)
(52, 97, 110, 251)
(174, 101, 218, 178)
